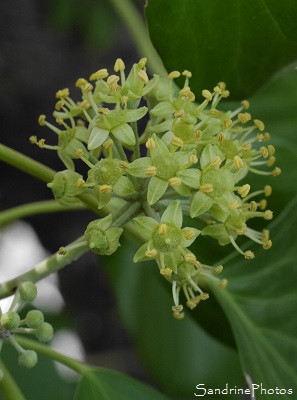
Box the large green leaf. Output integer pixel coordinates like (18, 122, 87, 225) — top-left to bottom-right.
(145, 0, 297, 99)
(207, 194, 297, 398)
(73, 366, 168, 400)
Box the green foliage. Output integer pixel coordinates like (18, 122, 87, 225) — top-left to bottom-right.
(145, 0, 297, 99)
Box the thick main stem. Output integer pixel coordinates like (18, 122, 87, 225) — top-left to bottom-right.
(0, 361, 26, 400)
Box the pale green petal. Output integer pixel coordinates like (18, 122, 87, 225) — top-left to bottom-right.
(126, 106, 148, 122)
(180, 227, 201, 247)
(178, 169, 201, 189)
(147, 176, 168, 205)
(88, 127, 109, 150)
(200, 144, 224, 169)
(150, 134, 170, 159)
(161, 200, 183, 228)
(190, 191, 214, 217)
(142, 74, 159, 95)
(150, 101, 176, 117)
(112, 123, 136, 146)
(133, 243, 151, 263)
(133, 216, 159, 241)
(96, 214, 113, 231)
(127, 157, 152, 177)
(113, 176, 136, 196)
(201, 224, 230, 246)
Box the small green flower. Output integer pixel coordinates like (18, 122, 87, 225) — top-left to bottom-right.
(47, 170, 85, 206)
(85, 214, 123, 255)
(133, 201, 200, 272)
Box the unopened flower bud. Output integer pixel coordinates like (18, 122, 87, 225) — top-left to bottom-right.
(25, 310, 44, 329)
(35, 322, 54, 343)
(18, 350, 38, 369)
(1, 311, 20, 330)
(18, 282, 37, 302)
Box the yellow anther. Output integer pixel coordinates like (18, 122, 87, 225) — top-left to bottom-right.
(58, 247, 67, 256)
(238, 184, 250, 198)
(257, 133, 264, 142)
(185, 253, 196, 263)
(202, 89, 212, 101)
(267, 156, 276, 167)
(241, 100, 250, 110)
(83, 83, 94, 93)
(233, 155, 244, 170)
(263, 132, 271, 141)
(137, 70, 149, 84)
(254, 119, 265, 131)
(98, 107, 109, 115)
(210, 108, 220, 117)
(238, 112, 251, 124)
(38, 115, 46, 126)
(89, 68, 109, 81)
(107, 75, 120, 92)
(171, 136, 184, 147)
(137, 58, 147, 69)
(29, 135, 38, 144)
(182, 70, 192, 78)
(37, 139, 45, 148)
(200, 183, 214, 193)
(56, 88, 69, 99)
(158, 223, 168, 235)
(169, 177, 182, 187)
(55, 117, 63, 125)
(267, 145, 275, 156)
(103, 139, 113, 149)
(263, 240, 272, 250)
(174, 110, 185, 118)
(119, 160, 129, 169)
(79, 100, 91, 110)
(172, 305, 183, 313)
(73, 149, 84, 159)
(237, 226, 247, 235)
(114, 58, 125, 72)
(210, 155, 222, 168)
(75, 78, 88, 88)
(260, 146, 269, 158)
(223, 118, 233, 128)
(218, 82, 226, 90)
(217, 279, 228, 289)
(186, 299, 199, 310)
(179, 86, 191, 96)
(242, 142, 252, 151)
(173, 312, 184, 320)
(217, 132, 224, 142)
(272, 167, 281, 176)
(262, 229, 270, 242)
(183, 228, 196, 240)
(189, 154, 198, 165)
(259, 199, 267, 210)
(264, 210, 273, 220)
(213, 265, 223, 274)
(168, 71, 181, 79)
(195, 130, 203, 141)
(144, 166, 157, 176)
(145, 138, 156, 149)
(250, 201, 257, 212)
(76, 178, 85, 189)
(264, 185, 272, 196)
(160, 267, 172, 276)
(228, 198, 239, 210)
(55, 100, 65, 111)
(244, 250, 255, 259)
(120, 95, 128, 105)
(200, 293, 209, 300)
(213, 85, 222, 94)
(76, 119, 85, 126)
(99, 184, 112, 193)
(221, 90, 230, 98)
(145, 248, 157, 258)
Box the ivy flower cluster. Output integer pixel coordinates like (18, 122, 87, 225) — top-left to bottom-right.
(0, 282, 53, 376)
(32, 58, 280, 319)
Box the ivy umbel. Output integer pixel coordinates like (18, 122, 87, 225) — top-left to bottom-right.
(32, 58, 280, 320)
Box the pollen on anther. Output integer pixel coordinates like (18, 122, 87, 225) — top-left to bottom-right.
(168, 71, 181, 79)
(158, 223, 168, 235)
(244, 250, 255, 260)
(233, 155, 244, 170)
(202, 89, 212, 101)
(145, 248, 157, 258)
(169, 177, 182, 187)
(238, 184, 250, 198)
(263, 240, 272, 250)
(200, 183, 214, 193)
(254, 119, 265, 131)
(144, 166, 157, 176)
(137, 70, 149, 84)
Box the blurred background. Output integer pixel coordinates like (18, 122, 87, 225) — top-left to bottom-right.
(0, 0, 152, 392)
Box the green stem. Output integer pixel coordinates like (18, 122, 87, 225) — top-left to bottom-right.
(0, 361, 26, 400)
(0, 144, 55, 183)
(111, 201, 141, 227)
(0, 237, 89, 300)
(0, 200, 86, 227)
(109, 0, 167, 76)
(15, 336, 87, 375)
(131, 121, 140, 159)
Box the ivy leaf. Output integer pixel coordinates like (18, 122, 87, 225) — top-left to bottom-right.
(206, 195, 297, 394)
(73, 366, 168, 400)
(145, 0, 297, 99)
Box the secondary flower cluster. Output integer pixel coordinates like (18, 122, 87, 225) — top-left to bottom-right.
(0, 282, 53, 375)
(33, 58, 280, 318)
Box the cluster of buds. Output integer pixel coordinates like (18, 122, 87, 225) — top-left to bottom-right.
(0, 282, 53, 376)
(33, 58, 280, 318)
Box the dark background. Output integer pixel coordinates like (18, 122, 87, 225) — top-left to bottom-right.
(0, 0, 149, 382)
